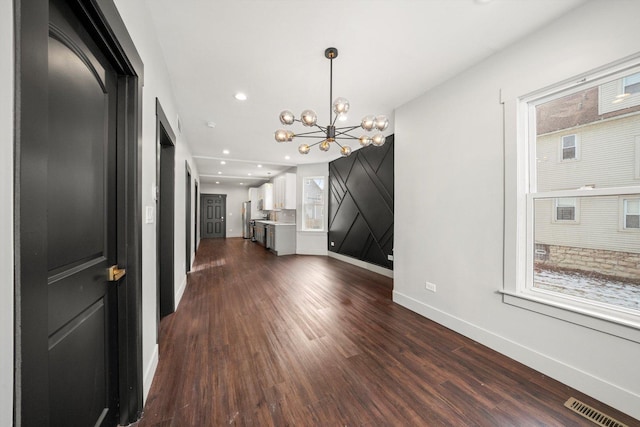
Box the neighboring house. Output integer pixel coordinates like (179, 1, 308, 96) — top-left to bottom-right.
(534, 73, 640, 282)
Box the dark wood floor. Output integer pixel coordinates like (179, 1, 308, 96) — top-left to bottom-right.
(135, 238, 638, 426)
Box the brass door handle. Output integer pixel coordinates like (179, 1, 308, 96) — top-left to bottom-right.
(108, 265, 126, 281)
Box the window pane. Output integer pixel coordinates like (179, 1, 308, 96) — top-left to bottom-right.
(562, 134, 576, 148)
(535, 73, 640, 192)
(302, 176, 324, 230)
(624, 72, 640, 94)
(533, 196, 640, 311)
(626, 199, 640, 214)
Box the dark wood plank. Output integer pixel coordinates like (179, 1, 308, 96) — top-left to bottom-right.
(135, 238, 639, 426)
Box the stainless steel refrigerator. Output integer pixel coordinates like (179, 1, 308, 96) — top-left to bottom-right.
(242, 201, 251, 239)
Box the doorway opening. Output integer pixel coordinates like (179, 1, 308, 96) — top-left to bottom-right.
(156, 100, 176, 319)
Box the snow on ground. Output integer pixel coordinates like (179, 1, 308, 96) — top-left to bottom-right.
(534, 268, 640, 311)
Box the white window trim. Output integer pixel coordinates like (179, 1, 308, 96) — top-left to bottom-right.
(552, 197, 580, 223)
(635, 135, 640, 180)
(502, 56, 640, 344)
(559, 134, 579, 162)
(620, 197, 640, 231)
(301, 175, 325, 232)
(622, 72, 640, 96)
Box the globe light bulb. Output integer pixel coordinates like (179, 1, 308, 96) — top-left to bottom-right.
(359, 135, 372, 147)
(340, 145, 352, 157)
(361, 115, 376, 131)
(372, 133, 386, 146)
(301, 110, 317, 127)
(279, 110, 295, 125)
(319, 140, 331, 151)
(333, 97, 350, 115)
(298, 144, 310, 154)
(275, 129, 288, 143)
(286, 130, 295, 141)
(374, 115, 389, 131)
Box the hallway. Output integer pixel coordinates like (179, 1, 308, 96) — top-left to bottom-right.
(136, 238, 635, 426)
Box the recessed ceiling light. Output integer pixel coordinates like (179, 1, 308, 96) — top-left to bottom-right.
(285, 155, 290, 160)
(222, 149, 230, 155)
(215, 181, 220, 184)
(220, 160, 226, 165)
(218, 171, 222, 174)
(206, 121, 216, 128)
(257, 164, 262, 168)
(248, 173, 252, 176)
(240, 183, 244, 186)
(234, 92, 247, 101)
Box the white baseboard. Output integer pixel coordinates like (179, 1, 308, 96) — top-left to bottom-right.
(143, 344, 159, 403)
(393, 290, 640, 421)
(296, 248, 328, 256)
(175, 276, 187, 309)
(328, 252, 394, 278)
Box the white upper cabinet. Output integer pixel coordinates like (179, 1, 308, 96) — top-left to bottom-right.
(272, 173, 297, 210)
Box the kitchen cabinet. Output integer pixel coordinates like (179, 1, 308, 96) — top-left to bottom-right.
(258, 183, 273, 211)
(272, 172, 296, 210)
(254, 221, 295, 255)
(248, 187, 261, 219)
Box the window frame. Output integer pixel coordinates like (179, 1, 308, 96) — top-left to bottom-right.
(552, 197, 579, 223)
(503, 56, 640, 343)
(622, 197, 640, 230)
(560, 134, 579, 161)
(301, 175, 325, 232)
(622, 72, 640, 95)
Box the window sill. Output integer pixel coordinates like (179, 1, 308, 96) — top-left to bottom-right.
(500, 289, 640, 343)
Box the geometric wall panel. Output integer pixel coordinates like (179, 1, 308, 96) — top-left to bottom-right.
(329, 135, 394, 269)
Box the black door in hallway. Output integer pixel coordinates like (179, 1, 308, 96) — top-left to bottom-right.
(201, 194, 226, 238)
(47, 0, 120, 424)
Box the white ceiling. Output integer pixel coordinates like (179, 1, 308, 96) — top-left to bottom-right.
(145, 0, 586, 187)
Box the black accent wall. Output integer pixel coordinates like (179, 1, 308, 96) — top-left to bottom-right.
(328, 135, 394, 269)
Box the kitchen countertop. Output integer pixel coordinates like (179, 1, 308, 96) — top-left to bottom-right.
(254, 220, 295, 226)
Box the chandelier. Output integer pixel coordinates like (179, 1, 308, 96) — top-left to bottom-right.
(274, 47, 388, 157)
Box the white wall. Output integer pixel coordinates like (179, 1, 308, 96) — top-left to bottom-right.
(0, 0, 13, 424)
(296, 163, 329, 255)
(200, 184, 250, 238)
(112, 0, 198, 401)
(394, 0, 640, 420)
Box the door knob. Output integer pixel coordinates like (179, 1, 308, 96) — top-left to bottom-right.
(107, 265, 126, 281)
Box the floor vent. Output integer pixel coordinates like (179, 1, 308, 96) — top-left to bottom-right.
(564, 397, 628, 427)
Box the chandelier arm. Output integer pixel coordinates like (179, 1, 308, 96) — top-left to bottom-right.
(293, 129, 328, 137)
(334, 125, 361, 132)
(334, 128, 361, 139)
(307, 140, 325, 148)
(295, 135, 334, 139)
(334, 136, 360, 140)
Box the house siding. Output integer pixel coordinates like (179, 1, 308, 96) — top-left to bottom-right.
(536, 113, 640, 191)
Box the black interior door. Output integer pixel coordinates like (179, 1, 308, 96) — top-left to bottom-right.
(201, 194, 226, 238)
(47, 0, 119, 424)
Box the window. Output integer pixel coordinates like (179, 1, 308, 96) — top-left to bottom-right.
(561, 134, 578, 160)
(623, 72, 640, 95)
(302, 176, 325, 231)
(504, 59, 640, 339)
(554, 197, 577, 221)
(624, 198, 640, 229)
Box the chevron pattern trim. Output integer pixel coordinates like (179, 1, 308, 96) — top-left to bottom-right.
(328, 135, 394, 269)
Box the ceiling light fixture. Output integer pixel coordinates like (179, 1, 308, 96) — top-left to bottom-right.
(275, 47, 388, 157)
(222, 149, 230, 154)
(234, 92, 247, 101)
(220, 161, 226, 165)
